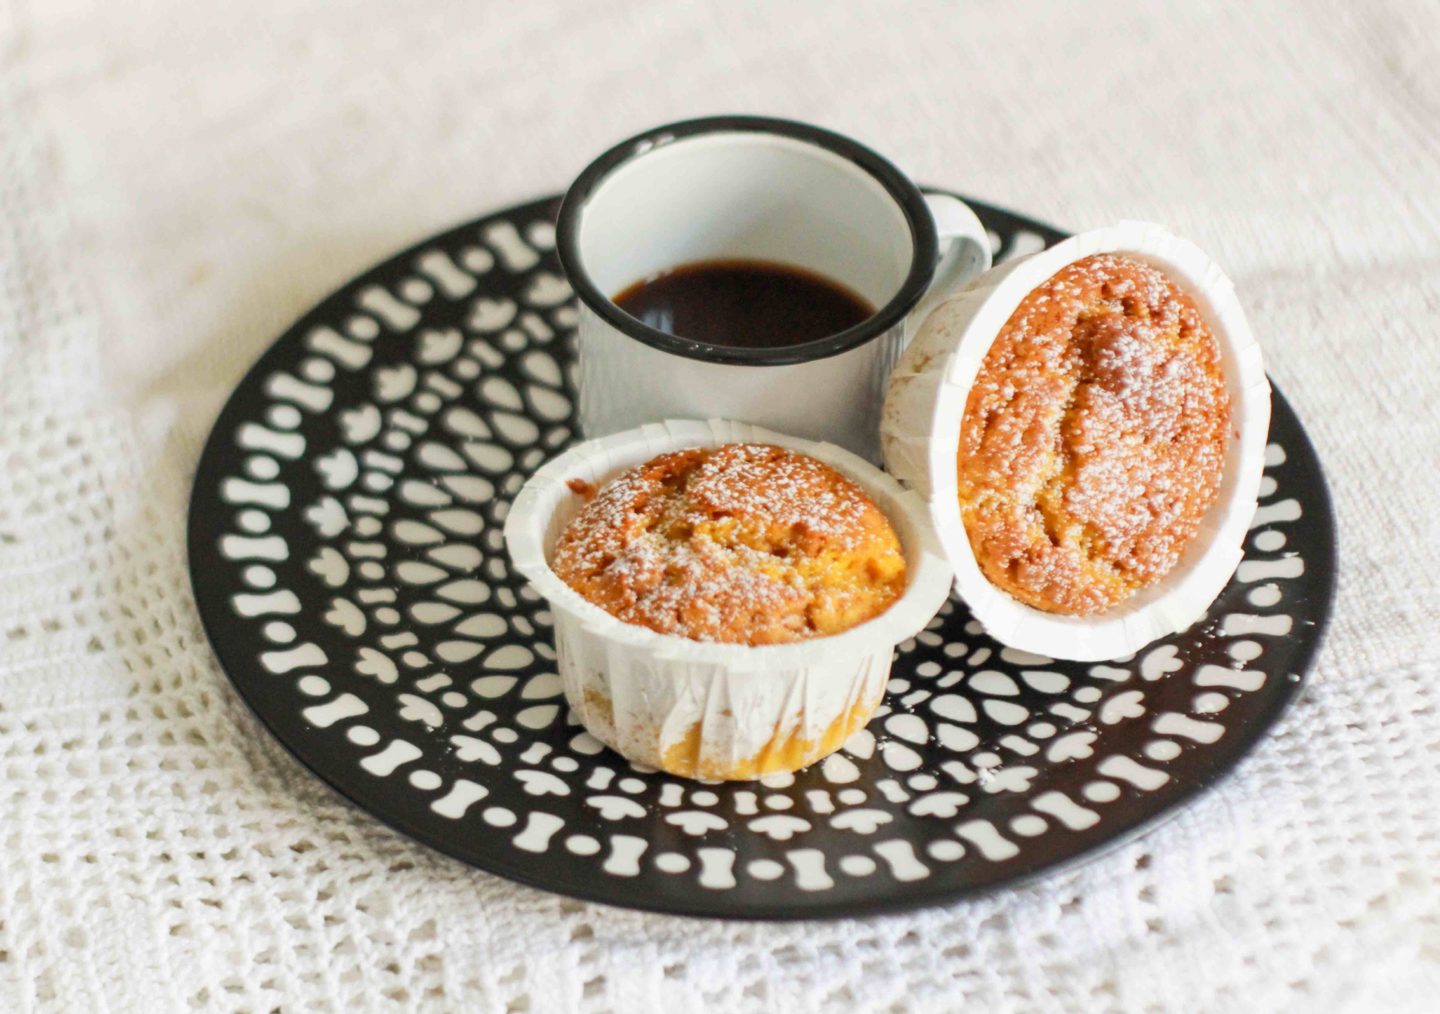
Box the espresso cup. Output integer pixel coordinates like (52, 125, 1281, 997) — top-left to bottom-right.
(556, 116, 992, 461)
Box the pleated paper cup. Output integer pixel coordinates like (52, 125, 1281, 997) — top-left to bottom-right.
(504, 419, 953, 780)
(882, 222, 1270, 662)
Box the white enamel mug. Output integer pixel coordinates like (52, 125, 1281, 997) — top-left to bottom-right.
(556, 116, 992, 462)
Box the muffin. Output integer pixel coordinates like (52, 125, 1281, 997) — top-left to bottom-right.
(882, 223, 1269, 661)
(504, 419, 953, 779)
(551, 443, 907, 645)
(957, 254, 1230, 616)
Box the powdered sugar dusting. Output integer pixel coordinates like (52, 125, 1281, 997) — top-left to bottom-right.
(552, 444, 907, 644)
(958, 254, 1230, 615)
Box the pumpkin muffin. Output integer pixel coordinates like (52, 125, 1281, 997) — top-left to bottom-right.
(551, 443, 907, 644)
(957, 254, 1230, 616)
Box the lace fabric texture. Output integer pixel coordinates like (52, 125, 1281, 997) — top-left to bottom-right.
(1, 0, 1437, 1010)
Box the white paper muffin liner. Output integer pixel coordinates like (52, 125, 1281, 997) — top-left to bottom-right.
(882, 221, 1271, 662)
(504, 419, 954, 779)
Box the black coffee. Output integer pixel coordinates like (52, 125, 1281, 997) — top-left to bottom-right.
(612, 259, 874, 349)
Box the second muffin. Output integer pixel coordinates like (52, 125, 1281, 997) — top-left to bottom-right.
(958, 253, 1230, 616)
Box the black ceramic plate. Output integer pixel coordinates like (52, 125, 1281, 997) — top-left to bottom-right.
(188, 193, 1335, 919)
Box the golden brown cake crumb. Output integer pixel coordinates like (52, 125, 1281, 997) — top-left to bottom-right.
(552, 443, 907, 645)
(958, 254, 1230, 616)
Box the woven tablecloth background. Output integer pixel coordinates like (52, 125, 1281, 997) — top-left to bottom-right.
(3, 0, 1438, 1010)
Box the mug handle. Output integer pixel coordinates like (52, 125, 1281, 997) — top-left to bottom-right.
(906, 190, 994, 341)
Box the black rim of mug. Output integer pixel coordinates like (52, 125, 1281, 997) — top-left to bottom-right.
(555, 114, 941, 367)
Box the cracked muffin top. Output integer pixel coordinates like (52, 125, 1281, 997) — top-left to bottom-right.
(957, 254, 1230, 616)
(552, 443, 907, 644)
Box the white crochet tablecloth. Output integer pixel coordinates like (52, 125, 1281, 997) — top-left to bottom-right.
(3, 0, 1438, 1010)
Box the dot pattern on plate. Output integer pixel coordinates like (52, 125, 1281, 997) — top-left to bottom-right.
(188, 193, 1334, 918)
